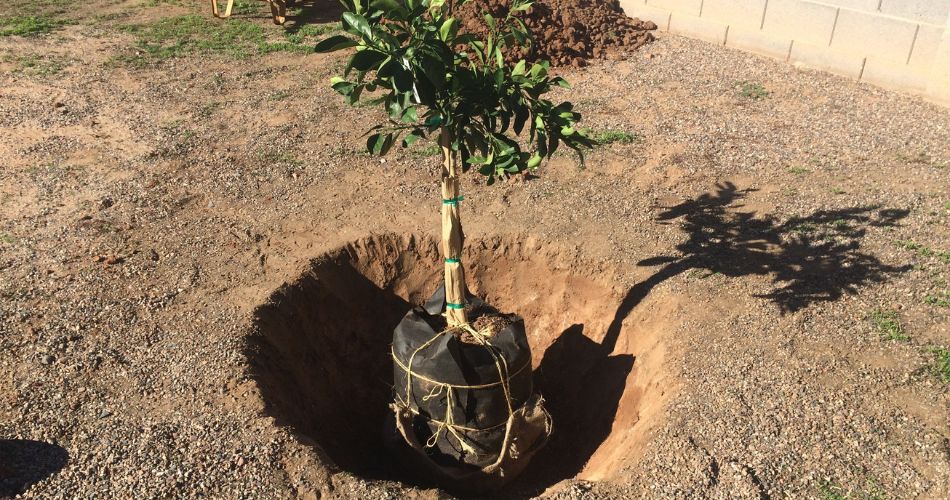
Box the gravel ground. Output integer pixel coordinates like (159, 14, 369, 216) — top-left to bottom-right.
(1, 1, 948, 498)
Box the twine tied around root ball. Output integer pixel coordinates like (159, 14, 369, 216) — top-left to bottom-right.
(393, 322, 521, 457)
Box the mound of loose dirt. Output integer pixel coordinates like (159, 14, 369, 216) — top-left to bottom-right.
(457, 0, 656, 67)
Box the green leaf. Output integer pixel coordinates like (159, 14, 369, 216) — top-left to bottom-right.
(484, 14, 496, 31)
(418, 52, 446, 90)
(512, 0, 533, 12)
(455, 34, 477, 45)
(402, 130, 422, 147)
(367, 133, 395, 156)
(466, 155, 489, 165)
(330, 78, 357, 96)
(315, 35, 357, 53)
(439, 17, 458, 42)
(401, 106, 418, 123)
(529, 61, 548, 78)
(526, 153, 542, 169)
(553, 76, 572, 89)
(512, 59, 526, 77)
(424, 115, 443, 128)
(370, 0, 407, 20)
(342, 12, 373, 40)
(347, 49, 386, 74)
(393, 67, 412, 93)
(513, 106, 528, 135)
(376, 56, 397, 78)
(387, 99, 403, 120)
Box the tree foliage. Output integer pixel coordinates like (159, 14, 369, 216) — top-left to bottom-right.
(316, 0, 593, 183)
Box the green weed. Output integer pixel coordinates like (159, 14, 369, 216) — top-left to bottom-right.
(897, 151, 946, 169)
(787, 166, 810, 175)
(0, 15, 63, 36)
(924, 293, 949, 308)
(285, 22, 341, 44)
(818, 479, 889, 500)
(116, 14, 320, 65)
(257, 150, 303, 168)
(929, 347, 950, 382)
(869, 309, 909, 341)
(407, 144, 441, 159)
(11, 53, 69, 75)
(787, 217, 817, 234)
(258, 41, 311, 53)
(737, 81, 769, 100)
(896, 240, 950, 264)
(830, 187, 846, 195)
(195, 101, 221, 118)
(687, 268, 722, 280)
(818, 481, 847, 500)
(144, 0, 255, 12)
(590, 129, 641, 145)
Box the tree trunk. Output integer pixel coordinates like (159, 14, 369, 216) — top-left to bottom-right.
(440, 127, 467, 326)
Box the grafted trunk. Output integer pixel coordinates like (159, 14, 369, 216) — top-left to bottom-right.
(439, 127, 467, 325)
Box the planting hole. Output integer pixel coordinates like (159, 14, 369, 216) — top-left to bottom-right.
(246, 234, 668, 495)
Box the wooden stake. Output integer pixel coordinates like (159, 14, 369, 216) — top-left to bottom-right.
(440, 127, 467, 326)
(211, 0, 286, 25)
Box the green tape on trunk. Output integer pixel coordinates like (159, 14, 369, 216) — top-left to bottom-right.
(444, 258, 460, 264)
(442, 196, 465, 205)
(446, 302, 465, 309)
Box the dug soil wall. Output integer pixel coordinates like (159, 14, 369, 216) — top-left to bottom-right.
(246, 233, 675, 495)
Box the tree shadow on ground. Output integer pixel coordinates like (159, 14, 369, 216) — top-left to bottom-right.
(511, 323, 633, 496)
(512, 182, 910, 495)
(228, 0, 342, 27)
(0, 440, 69, 497)
(282, 0, 344, 29)
(637, 181, 910, 313)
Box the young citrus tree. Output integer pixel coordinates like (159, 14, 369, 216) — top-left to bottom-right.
(317, 0, 592, 326)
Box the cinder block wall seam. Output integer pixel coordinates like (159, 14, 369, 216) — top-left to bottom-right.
(906, 24, 920, 64)
(624, 0, 950, 105)
(829, 7, 841, 46)
(803, 0, 949, 27)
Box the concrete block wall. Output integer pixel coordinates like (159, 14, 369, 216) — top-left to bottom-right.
(620, 0, 950, 105)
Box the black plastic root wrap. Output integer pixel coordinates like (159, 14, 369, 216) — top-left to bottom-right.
(389, 285, 551, 490)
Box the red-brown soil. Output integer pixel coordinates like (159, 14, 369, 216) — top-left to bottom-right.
(249, 234, 669, 494)
(458, 0, 656, 67)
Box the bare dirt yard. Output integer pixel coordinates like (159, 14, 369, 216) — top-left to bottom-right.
(1, 0, 948, 498)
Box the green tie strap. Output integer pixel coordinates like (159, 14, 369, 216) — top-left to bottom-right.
(442, 196, 465, 206)
(444, 258, 460, 264)
(446, 302, 465, 310)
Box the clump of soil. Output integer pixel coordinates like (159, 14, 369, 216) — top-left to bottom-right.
(465, 303, 515, 341)
(468, 311, 513, 339)
(457, 0, 656, 67)
(423, 301, 515, 342)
